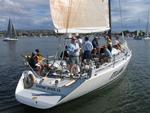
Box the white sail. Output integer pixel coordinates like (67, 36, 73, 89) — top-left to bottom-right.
(5, 19, 17, 39)
(12, 23, 17, 39)
(49, 0, 110, 33)
(6, 19, 12, 38)
(3, 19, 18, 41)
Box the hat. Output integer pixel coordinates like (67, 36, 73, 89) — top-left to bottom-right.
(35, 49, 40, 53)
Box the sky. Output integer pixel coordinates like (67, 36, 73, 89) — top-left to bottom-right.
(0, 0, 150, 31)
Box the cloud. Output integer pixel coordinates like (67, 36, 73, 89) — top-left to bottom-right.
(0, 0, 149, 31)
(0, 0, 51, 30)
(111, 0, 150, 31)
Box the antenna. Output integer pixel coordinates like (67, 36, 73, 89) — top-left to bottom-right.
(108, 0, 112, 39)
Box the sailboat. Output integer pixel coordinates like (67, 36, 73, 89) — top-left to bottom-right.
(144, 9, 150, 40)
(134, 30, 142, 40)
(15, 0, 132, 109)
(3, 19, 18, 41)
(134, 19, 142, 40)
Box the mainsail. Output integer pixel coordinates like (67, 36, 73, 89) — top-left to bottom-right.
(49, 0, 110, 33)
(5, 19, 17, 39)
(6, 19, 12, 38)
(12, 23, 17, 39)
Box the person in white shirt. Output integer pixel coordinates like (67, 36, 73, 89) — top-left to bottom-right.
(67, 37, 80, 74)
(115, 36, 122, 51)
(76, 35, 83, 48)
(83, 37, 93, 61)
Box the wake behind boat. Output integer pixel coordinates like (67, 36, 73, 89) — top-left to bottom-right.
(15, 0, 132, 109)
(3, 19, 18, 41)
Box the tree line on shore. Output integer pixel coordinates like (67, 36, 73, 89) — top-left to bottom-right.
(0, 29, 147, 38)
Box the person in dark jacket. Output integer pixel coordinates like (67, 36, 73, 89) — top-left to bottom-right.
(28, 52, 37, 69)
(92, 37, 99, 56)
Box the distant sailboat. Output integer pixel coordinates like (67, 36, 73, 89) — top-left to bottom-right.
(3, 19, 18, 41)
(134, 19, 142, 40)
(134, 30, 142, 40)
(144, 9, 150, 40)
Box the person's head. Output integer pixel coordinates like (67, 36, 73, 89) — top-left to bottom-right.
(85, 37, 89, 41)
(76, 35, 81, 39)
(71, 36, 77, 43)
(94, 36, 98, 40)
(35, 49, 39, 53)
(65, 45, 68, 49)
(35, 49, 41, 56)
(116, 36, 119, 40)
(107, 37, 112, 43)
(95, 36, 98, 39)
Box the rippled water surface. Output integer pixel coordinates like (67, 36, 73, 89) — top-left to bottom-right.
(0, 38, 150, 113)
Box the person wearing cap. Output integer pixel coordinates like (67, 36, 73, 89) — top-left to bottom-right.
(34, 49, 45, 75)
(67, 36, 80, 73)
(92, 36, 99, 49)
(83, 37, 93, 61)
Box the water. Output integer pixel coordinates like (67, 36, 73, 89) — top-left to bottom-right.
(0, 38, 150, 113)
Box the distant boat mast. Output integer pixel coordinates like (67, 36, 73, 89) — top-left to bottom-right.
(146, 9, 150, 37)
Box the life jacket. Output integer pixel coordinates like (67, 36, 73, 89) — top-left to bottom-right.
(37, 55, 43, 62)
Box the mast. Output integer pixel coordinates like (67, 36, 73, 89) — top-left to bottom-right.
(118, 0, 126, 41)
(108, 0, 112, 39)
(146, 9, 149, 37)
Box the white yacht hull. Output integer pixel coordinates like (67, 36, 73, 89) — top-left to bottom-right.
(3, 37, 18, 41)
(15, 50, 132, 109)
(144, 37, 150, 40)
(59, 52, 131, 104)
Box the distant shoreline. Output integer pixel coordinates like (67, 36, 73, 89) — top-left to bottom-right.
(0, 29, 148, 38)
(0, 29, 55, 38)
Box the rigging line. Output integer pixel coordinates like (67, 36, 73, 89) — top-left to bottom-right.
(119, 0, 123, 30)
(60, 0, 73, 76)
(61, 1, 73, 74)
(66, 0, 73, 34)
